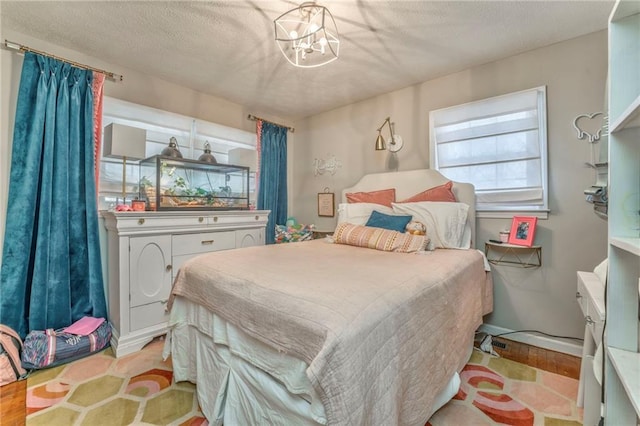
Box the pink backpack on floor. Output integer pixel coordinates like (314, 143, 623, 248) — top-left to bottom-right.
(0, 324, 27, 385)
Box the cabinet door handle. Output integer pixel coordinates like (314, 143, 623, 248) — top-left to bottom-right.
(213, 216, 218, 222)
(138, 218, 145, 225)
(255, 215, 259, 221)
(198, 217, 204, 223)
(576, 292, 582, 299)
(166, 264, 172, 272)
(201, 240, 214, 245)
(585, 315, 595, 325)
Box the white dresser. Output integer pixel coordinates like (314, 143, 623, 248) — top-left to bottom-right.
(102, 210, 269, 357)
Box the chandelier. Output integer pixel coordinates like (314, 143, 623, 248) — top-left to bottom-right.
(274, 2, 340, 68)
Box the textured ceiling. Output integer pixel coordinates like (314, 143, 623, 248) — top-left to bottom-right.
(1, 1, 614, 120)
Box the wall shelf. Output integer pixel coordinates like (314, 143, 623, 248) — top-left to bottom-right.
(484, 241, 542, 268)
(607, 347, 640, 417)
(610, 236, 640, 256)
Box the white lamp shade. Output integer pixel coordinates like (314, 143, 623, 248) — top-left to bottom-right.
(228, 148, 257, 171)
(103, 123, 146, 159)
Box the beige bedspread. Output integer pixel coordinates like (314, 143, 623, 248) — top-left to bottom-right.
(170, 239, 492, 426)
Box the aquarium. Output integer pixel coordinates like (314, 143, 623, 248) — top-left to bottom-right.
(139, 155, 250, 211)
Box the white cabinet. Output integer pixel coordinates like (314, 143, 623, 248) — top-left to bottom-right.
(103, 210, 269, 357)
(576, 271, 605, 426)
(605, 1, 640, 423)
(129, 235, 173, 333)
(130, 235, 172, 308)
(237, 228, 265, 248)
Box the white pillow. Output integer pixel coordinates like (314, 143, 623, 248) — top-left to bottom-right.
(391, 202, 471, 249)
(337, 203, 394, 226)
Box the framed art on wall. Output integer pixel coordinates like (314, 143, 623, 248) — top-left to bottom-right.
(318, 192, 335, 217)
(508, 216, 538, 246)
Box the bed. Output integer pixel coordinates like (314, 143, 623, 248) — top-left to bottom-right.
(164, 169, 493, 426)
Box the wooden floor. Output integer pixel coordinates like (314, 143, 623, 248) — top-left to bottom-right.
(0, 379, 26, 426)
(488, 336, 581, 379)
(0, 337, 581, 425)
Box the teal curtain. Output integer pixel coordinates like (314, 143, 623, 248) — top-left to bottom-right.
(0, 52, 106, 338)
(257, 122, 288, 244)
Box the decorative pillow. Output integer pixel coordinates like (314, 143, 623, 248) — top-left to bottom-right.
(346, 188, 396, 207)
(398, 181, 456, 203)
(365, 210, 412, 232)
(337, 203, 394, 226)
(391, 201, 471, 249)
(333, 223, 428, 253)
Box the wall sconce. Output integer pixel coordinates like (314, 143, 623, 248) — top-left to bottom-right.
(375, 117, 404, 152)
(313, 154, 342, 176)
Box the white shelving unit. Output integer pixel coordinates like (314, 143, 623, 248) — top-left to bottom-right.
(604, 1, 640, 424)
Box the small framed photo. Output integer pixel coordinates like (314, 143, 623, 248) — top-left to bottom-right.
(508, 216, 538, 246)
(317, 192, 335, 217)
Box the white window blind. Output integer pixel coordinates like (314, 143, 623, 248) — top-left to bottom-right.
(429, 87, 548, 216)
(98, 97, 257, 210)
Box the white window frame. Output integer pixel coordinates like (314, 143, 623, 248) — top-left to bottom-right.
(98, 97, 257, 210)
(429, 86, 549, 219)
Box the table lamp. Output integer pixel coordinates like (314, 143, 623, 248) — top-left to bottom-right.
(103, 123, 147, 204)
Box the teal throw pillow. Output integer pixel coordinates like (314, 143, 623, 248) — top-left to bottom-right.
(365, 210, 412, 233)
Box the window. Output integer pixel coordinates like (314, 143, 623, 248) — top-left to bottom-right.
(99, 97, 257, 210)
(429, 86, 548, 218)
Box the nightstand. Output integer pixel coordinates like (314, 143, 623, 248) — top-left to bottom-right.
(484, 241, 542, 268)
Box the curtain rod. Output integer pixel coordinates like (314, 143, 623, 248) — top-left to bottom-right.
(4, 39, 123, 82)
(247, 114, 295, 133)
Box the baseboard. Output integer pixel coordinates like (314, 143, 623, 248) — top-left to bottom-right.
(479, 324, 583, 357)
(110, 322, 168, 358)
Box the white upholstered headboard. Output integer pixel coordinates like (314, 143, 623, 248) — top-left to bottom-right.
(341, 169, 476, 248)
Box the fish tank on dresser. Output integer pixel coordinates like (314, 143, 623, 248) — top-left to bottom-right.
(139, 155, 250, 211)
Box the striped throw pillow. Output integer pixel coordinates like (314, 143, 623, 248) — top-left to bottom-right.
(333, 223, 429, 253)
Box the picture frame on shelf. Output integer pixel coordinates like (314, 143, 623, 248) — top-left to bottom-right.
(508, 216, 538, 246)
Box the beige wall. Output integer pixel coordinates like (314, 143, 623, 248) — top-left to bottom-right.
(1, 19, 608, 351)
(292, 31, 609, 348)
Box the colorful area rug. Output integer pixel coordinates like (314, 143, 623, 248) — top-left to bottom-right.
(26, 338, 582, 425)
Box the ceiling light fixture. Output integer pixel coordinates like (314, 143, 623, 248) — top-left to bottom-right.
(375, 117, 404, 152)
(274, 2, 340, 68)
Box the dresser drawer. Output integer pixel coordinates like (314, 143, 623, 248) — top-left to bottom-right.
(172, 231, 236, 256)
(130, 301, 170, 332)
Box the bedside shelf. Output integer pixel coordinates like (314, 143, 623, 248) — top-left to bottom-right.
(484, 241, 542, 268)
